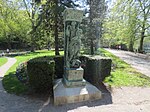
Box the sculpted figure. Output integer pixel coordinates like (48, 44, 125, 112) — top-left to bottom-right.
(68, 28, 82, 68)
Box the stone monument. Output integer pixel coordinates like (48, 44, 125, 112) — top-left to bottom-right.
(53, 9, 102, 105)
(63, 9, 86, 87)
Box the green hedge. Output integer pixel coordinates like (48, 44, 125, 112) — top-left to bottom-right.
(27, 56, 55, 93)
(80, 55, 112, 87)
(26, 55, 111, 93)
(54, 56, 64, 79)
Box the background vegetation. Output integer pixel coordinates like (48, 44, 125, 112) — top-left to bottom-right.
(103, 0, 150, 53)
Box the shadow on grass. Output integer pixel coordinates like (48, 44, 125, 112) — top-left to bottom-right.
(2, 72, 28, 95)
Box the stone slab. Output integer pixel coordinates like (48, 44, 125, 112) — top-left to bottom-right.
(53, 79, 102, 105)
(66, 67, 84, 81)
(63, 76, 86, 87)
(63, 9, 83, 22)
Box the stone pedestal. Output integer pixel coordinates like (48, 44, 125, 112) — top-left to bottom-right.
(63, 67, 86, 87)
(54, 79, 102, 105)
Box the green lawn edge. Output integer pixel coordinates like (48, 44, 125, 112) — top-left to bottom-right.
(0, 57, 8, 67)
(100, 48, 150, 87)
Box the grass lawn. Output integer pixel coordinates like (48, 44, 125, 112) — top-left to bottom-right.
(3, 49, 150, 95)
(100, 48, 150, 87)
(0, 57, 8, 67)
(2, 50, 63, 94)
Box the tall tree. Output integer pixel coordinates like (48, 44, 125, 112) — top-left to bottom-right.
(23, 0, 46, 51)
(39, 0, 78, 55)
(137, 0, 150, 52)
(86, 0, 106, 55)
(0, 0, 30, 49)
(103, 0, 147, 52)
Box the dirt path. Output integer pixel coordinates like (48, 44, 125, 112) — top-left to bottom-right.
(105, 48, 150, 77)
(0, 57, 17, 92)
(0, 57, 150, 112)
(1, 86, 150, 112)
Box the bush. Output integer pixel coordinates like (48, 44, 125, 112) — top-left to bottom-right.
(81, 55, 112, 87)
(54, 56, 64, 79)
(16, 62, 29, 84)
(27, 56, 55, 93)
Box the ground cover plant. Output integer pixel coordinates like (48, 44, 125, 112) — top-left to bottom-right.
(0, 57, 7, 67)
(100, 49, 150, 87)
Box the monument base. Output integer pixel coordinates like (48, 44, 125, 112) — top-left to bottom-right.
(63, 67, 86, 87)
(63, 76, 86, 87)
(53, 79, 102, 105)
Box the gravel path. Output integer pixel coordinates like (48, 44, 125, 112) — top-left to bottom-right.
(0, 57, 17, 92)
(105, 48, 150, 77)
(0, 57, 150, 112)
(0, 57, 17, 77)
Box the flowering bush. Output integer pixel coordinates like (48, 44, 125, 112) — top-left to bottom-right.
(16, 62, 29, 84)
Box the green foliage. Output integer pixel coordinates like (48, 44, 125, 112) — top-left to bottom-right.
(54, 56, 64, 79)
(0, 57, 7, 67)
(16, 62, 28, 84)
(0, 0, 31, 49)
(100, 48, 150, 87)
(82, 55, 112, 86)
(103, 0, 150, 51)
(82, 0, 106, 54)
(27, 56, 55, 93)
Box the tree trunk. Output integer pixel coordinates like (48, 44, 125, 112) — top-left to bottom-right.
(6, 35, 11, 49)
(129, 44, 134, 52)
(54, 0, 60, 55)
(90, 39, 94, 55)
(31, 34, 35, 52)
(129, 39, 134, 52)
(139, 31, 145, 53)
(31, 0, 35, 52)
(139, 23, 145, 53)
(89, 0, 94, 55)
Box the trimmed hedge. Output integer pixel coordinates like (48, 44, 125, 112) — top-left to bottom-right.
(54, 56, 64, 79)
(24, 55, 111, 93)
(27, 56, 55, 93)
(80, 55, 112, 87)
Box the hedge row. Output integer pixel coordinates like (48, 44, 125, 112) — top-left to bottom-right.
(17, 55, 111, 93)
(80, 55, 112, 87)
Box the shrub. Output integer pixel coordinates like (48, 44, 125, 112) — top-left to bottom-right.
(16, 62, 29, 84)
(54, 56, 64, 79)
(27, 56, 55, 93)
(81, 55, 112, 86)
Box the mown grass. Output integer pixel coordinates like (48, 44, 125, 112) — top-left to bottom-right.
(0, 57, 8, 67)
(3, 48, 150, 95)
(100, 48, 150, 87)
(2, 50, 63, 94)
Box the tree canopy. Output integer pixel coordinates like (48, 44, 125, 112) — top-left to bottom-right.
(0, 0, 149, 54)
